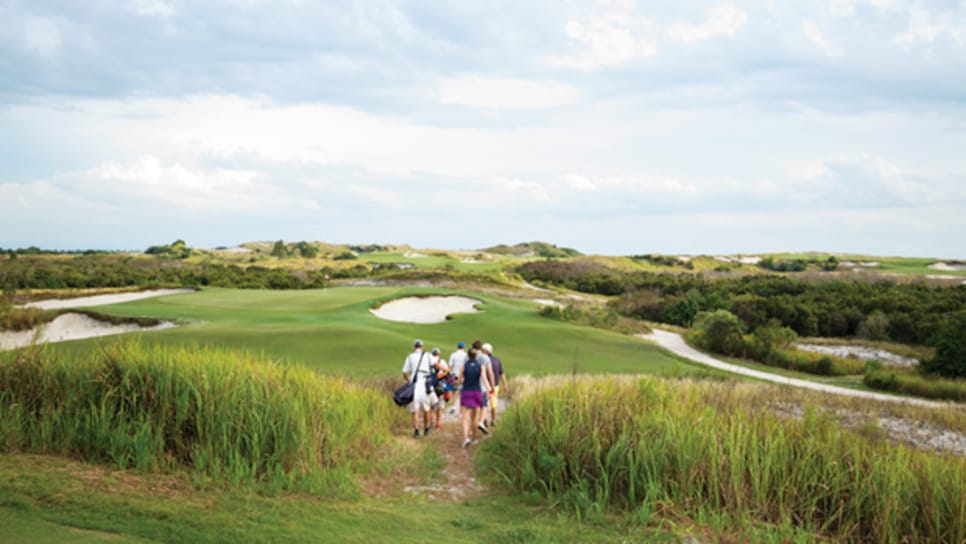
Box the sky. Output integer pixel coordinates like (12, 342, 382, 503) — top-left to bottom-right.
(1, 0, 965, 258)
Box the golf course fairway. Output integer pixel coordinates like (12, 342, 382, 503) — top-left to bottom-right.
(45, 287, 695, 376)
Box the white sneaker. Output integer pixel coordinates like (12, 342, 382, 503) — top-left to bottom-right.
(461, 438, 472, 449)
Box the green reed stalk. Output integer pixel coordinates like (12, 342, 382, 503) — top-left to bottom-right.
(479, 377, 966, 542)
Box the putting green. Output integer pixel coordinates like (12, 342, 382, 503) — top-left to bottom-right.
(50, 287, 695, 376)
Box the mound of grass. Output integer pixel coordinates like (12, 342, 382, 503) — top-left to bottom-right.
(0, 341, 393, 495)
(479, 377, 965, 542)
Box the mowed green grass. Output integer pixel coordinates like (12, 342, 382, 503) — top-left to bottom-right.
(50, 287, 692, 376)
(0, 454, 680, 544)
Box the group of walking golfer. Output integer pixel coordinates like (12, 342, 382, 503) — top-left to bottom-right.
(401, 338, 505, 448)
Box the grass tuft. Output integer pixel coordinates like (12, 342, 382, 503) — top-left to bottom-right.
(479, 376, 966, 542)
(0, 340, 393, 495)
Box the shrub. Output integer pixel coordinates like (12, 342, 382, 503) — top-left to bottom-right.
(691, 310, 745, 356)
(333, 251, 358, 261)
(537, 303, 649, 335)
(815, 356, 834, 376)
(921, 310, 966, 378)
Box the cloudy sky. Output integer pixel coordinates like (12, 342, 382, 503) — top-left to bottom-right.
(1, 0, 965, 257)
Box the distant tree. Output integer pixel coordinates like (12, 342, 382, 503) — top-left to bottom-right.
(295, 241, 318, 258)
(822, 256, 839, 272)
(333, 251, 358, 261)
(921, 311, 966, 378)
(271, 240, 288, 258)
(145, 239, 191, 259)
(857, 311, 890, 341)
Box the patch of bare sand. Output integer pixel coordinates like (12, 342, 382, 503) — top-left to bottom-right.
(370, 296, 482, 324)
(22, 289, 194, 310)
(0, 313, 176, 351)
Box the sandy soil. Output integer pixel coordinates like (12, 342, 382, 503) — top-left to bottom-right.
(0, 313, 176, 351)
(929, 262, 966, 271)
(370, 296, 482, 324)
(772, 402, 966, 457)
(532, 298, 563, 307)
(22, 289, 194, 310)
(795, 343, 919, 368)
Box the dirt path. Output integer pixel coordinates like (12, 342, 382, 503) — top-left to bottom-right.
(641, 329, 948, 409)
(401, 406, 487, 502)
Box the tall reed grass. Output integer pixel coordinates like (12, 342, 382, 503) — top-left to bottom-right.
(865, 368, 966, 402)
(0, 341, 393, 494)
(479, 377, 965, 542)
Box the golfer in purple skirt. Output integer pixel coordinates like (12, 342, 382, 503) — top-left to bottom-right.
(459, 348, 484, 448)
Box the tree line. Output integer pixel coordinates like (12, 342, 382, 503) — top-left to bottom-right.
(516, 260, 966, 346)
(1, 255, 329, 291)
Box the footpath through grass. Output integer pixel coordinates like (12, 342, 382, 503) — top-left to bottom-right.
(48, 287, 697, 377)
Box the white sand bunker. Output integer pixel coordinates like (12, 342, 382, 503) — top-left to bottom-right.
(1, 313, 176, 351)
(370, 296, 482, 324)
(23, 289, 194, 310)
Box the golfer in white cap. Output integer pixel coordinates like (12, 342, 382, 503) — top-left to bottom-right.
(402, 339, 435, 438)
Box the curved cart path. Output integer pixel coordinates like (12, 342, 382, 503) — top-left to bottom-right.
(641, 329, 947, 409)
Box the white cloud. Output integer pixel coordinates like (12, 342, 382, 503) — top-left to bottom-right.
(436, 76, 581, 110)
(129, 0, 176, 18)
(803, 20, 845, 57)
(491, 177, 552, 202)
(23, 16, 61, 57)
(550, 9, 658, 70)
(893, 7, 966, 50)
(55, 155, 312, 214)
(560, 173, 597, 191)
(666, 3, 748, 45)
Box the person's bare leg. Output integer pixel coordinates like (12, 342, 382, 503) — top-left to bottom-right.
(460, 407, 472, 446)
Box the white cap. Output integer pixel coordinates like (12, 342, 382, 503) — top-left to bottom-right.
(482, 342, 493, 353)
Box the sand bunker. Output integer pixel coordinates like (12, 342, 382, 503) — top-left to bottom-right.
(370, 296, 482, 324)
(22, 289, 194, 310)
(532, 298, 563, 307)
(0, 313, 176, 351)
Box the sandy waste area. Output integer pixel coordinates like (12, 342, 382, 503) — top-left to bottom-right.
(370, 296, 482, 324)
(795, 343, 919, 368)
(1, 313, 176, 351)
(929, 262, 966, 271)
(22, 289, 194, 310)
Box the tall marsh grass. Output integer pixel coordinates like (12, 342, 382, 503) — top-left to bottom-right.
(479, 377, 965, 542)
(0, 341, 393, 494)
